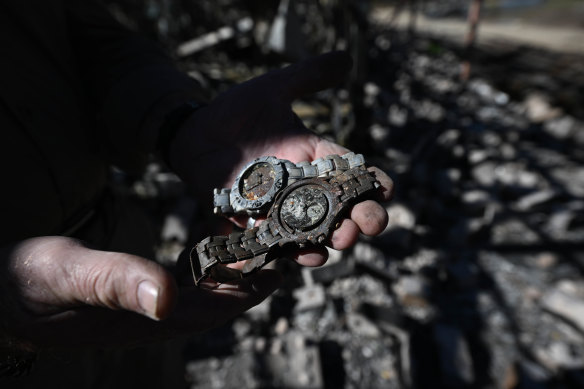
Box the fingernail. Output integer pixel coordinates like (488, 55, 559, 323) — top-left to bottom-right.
(137, 280, 160, 321)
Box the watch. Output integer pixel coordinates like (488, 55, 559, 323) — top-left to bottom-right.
(191, 165, 380, 285)
(213, 152, 366, 216)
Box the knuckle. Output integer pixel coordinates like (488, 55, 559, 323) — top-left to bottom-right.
(73, 254, 122, 309)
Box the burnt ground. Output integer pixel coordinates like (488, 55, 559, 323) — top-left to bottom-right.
(105, 3, 584, 388)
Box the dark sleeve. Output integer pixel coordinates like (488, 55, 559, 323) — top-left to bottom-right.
(64, 0, 202, 159)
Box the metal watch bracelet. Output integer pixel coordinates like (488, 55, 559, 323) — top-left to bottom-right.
(213, 152, 366, 216)
(191, 166, 380, 285)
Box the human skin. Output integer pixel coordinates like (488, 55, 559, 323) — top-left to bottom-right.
(0, 52, 393, 350)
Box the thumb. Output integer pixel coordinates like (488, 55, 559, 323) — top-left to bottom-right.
(10, 237, 178, 321)
(69, 243, 178, 321)
(270, 51, 353, 101)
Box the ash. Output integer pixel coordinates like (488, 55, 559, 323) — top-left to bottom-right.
(106, 2, 584, 388)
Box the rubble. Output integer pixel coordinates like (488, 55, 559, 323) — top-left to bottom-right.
(540, 281, 584, 333)
(104, 1, 584, 388)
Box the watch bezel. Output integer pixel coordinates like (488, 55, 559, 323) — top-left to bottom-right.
(269, 177, 343, 244)
(229, 156, 287, 214)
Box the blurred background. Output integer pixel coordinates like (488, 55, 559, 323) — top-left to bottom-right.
(104, 1, 584, 388)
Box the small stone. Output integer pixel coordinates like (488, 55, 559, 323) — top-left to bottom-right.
(346, 313, 381, 338)
(501, 143, 517, 159)
(393, 276, 425, 298)
(352, 242, 385, 263)
(523, 92, 562, 122)
(540, 281, 584, 332)
(293, 284, 326, 312)
(534, 252, 558, 269)
(369, 124, 390, 143)
(437, 129, 461, 147)
(491, 219, 540, 245)
(374, 35, 391, 50)
(472, 162, 498, 186)
(255, 337, 267, 353)
(515, 189, 557, 211)
(543, 115, 578, 140)
(232, 319, 251, 339)
(364, 82, 380, 96)
(550, 166, 584, 197)
(274, 317, 289, 336)
(388, 104, 408, 127)
(468, 149, 489, 164)
(385, 203, 416, 230)
(461, 190, 491, 215)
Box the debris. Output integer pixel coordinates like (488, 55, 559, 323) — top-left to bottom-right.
(177, 17, 254, 57)
(103, 2, 584, 387)
(540, 281, 584, 332)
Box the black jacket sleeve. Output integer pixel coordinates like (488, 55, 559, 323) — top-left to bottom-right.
(65, 0, 203, 163)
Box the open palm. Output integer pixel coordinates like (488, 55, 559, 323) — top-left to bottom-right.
(170, 52, 393, 266)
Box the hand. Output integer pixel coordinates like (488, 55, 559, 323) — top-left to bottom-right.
(0, 237, 280, 349)
(169, 52, 394, 267)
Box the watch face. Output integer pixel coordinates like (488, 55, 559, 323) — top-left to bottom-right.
(231, 157, 287, 213)
(240, 162, 276, 201)
(280, 185, 329, 230)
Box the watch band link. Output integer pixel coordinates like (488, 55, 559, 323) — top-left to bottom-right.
(213, 152, 366, 216)
(286, 152, 365, 181)
(213, 188, 234, 215)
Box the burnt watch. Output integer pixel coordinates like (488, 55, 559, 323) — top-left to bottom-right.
(213, 152, 365, 216)
(191, 165, 380, 285)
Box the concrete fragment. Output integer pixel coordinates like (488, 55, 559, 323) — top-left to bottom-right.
(346, 313, 381, 338)
(491, 218, 540, 245)
(264, 331, 323, 389)
(540, 281, 584, 332)
(523, 92, 562, 122)
(177, 17, 254, 56)
(515, 189, 557, 211)
(293, 284, 326, 312)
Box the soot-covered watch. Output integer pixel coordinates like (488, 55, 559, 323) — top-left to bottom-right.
(191, 165, 380, 285)
(213, 152, 365, 216)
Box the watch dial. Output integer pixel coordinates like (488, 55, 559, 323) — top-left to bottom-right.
(240, 163, 275, 200)
(280, 185, 328, 230)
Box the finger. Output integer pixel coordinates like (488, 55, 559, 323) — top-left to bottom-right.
(349, 200, 389, 236)
(294, 245, 329, 267)
(25, 270, 282, 347)
(272, 51, 353, 101)
(309, 141, 394, 202)
(28, 237, 179, 321)
(329, 218, 361, 250)
(369, 166, 394, 202)
(312, 137, 351, 158)
(230, 215, 251, 229)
